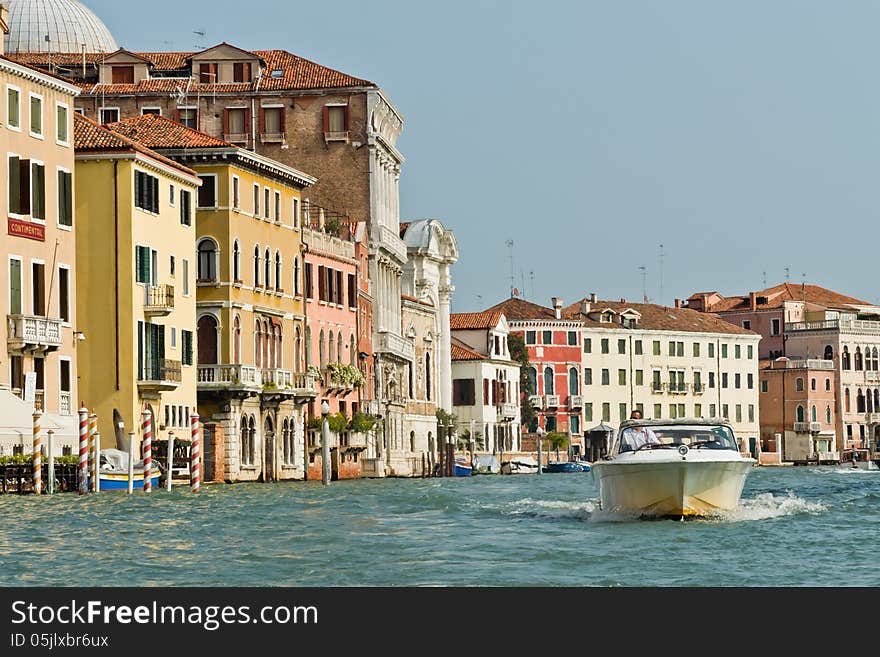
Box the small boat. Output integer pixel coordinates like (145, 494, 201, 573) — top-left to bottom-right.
(542, 461, 590, 473)
(472, 455, 501, 474)
(591, 418, 755, 518)
(839, 449, 879, 471)
(453, 460, 473, 476)
(500, 456, 539, 475)
(96, 448, 162, 491)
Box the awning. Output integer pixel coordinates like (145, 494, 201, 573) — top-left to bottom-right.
(0, 390, 79, 443)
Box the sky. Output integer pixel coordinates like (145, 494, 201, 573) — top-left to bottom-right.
(84, 0, 880, 311)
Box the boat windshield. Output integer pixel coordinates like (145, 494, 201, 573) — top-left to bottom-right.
(617, 424, 738, 454)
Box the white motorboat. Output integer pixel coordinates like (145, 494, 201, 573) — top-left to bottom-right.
(500, 456, 539, 475)
(591, 418, 755, 518)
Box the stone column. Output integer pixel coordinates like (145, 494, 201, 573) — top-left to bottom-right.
(438, 279, 454, 412)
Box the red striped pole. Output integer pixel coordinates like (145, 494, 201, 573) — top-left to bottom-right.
(32, 411, 42, 495)
(88, 414, 98, 493)
(190, 412, 200, 492)
(78, 406, 89, 495)
(142, 409, 152, 493)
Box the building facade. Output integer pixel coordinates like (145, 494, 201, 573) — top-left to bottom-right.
(106, 113, 319, 482)
(73, 113, 200, 454)
(0, 42, 81, 454)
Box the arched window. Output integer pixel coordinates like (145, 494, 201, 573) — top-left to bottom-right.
(825, 378, 831, 391)
(795, 378, 804, 392)
(350, 335, 357, 366)
(304, 326, 312, 368)
(337, 333, 343, 364)
(544, 367, 554, 395)
(826, 406, 831, 424)
(294, 257, 300, 295)
(240, 417, 249, 465)
(568, 367, 578, 395)
(796, 405, 805, 423)
(248, 416, 256, 466)
(295, 327, 302, 372)
(410, 430, 415, 452)
(842, 346, 851, 370)
(824, 345, 833, 361)
(811, 378, 816, 391)
(232, 240, 241, 282)
(811, 405, 817, 422)
(275, 251, 282, 291)
(845, 388, 851, 412)
(275, 325, 282, 368)
(425, 352, 432, 401)
(873, 347, 879, 371)
(197, 238, 218, 281)
(855, 347, 863, 371)
(282, 418, 291, 465)
(264, 248, 271, 289)
(197, 315, 218, 365)
(319, 329, 326, 369)
(253, 245, 261, 287)
(233, 315, 241, 364)
(868, 393, 874, 413)
(857, 389, 866, 413)
(328, 330, 335, 363)
(875, 389, 879, 409)
(527, 368, 537, 395)
(254, 320, 262, 368)
(263, 320, 270, 368)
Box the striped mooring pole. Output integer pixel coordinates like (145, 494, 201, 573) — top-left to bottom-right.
(190, 412, 200, 493)
(166, 431, 175, 492)
(32, 410, 42, 495)
(142, 409, 152, 493)
(78, 406, 89, 495)
(93, 432, 101, 494)
(88, 413, 98, 493)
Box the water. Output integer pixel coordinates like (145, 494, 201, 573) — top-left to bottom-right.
(1, 466, 879, 587)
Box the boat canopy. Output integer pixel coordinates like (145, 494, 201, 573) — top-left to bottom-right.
(614, 422, 739, 455)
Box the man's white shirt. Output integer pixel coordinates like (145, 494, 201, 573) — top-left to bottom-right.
(620, 427, 660, 452)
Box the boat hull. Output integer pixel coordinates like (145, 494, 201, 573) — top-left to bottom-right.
(591, 458, 753, 517)
(97, 472, 162, 491)
(453, 463, 473, 477)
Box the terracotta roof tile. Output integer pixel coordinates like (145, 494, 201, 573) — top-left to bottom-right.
(482, 298, 564, 322)
(560, 298, 757, 336)
(696, 283, 870, 313)
(451, 339, 486, 361)
(450, 311, 503, 330)
(107, 113, 232, 149)
(73, 113, 198, 178)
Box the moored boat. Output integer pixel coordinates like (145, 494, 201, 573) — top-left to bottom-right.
(97, 471, 161, 491)
(453, 460, 473, 476)
(500, 456, 539, 475)
(591, 418, 755, 518)
(542, 461, 590, 473)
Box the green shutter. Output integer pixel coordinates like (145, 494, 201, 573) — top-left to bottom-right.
(137, 321, 143, 379)
(9, 260, 22, 315)
(136, 246, 151, 284)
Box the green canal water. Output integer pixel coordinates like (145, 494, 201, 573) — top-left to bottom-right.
(1, 466, 878, 587)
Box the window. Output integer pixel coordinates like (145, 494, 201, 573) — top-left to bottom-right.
(826, 406, 832, 424)
(526, 331, 536, 345)
(169, 184, 175, 207)
(264, 188, 270, 219)
(30, 162, 45, 220)
(56, 104, 69, 144)
(233, 62, 252, 82)
(8, 156, 29, 215)
(695, 404, 702, 417)
(452, 379, 475, 406)
(771, 318, 781, 336)
(618, 339, 626, 354)
(635, 369, 643, 386)
(253, 184, 260, 216)
(735, 345, 741, 359)
(98, 107, 118, 125)
(583, 338, 591, 353)
(292, 198, 300, 227)
(583, 368, 592, 385)
(274, 191, 281, 222)
(735, 405, 743, 423)
(584, 403, 593, 422)
(30, 94, 43, 135)
(748, 373, 754, 389)
(261, 106, 285, 140)
(761, 380, 768, 393)
(601, 338, 609, 354)
(795, 378, 804, 392)
(569, 367, 579, 395)
(567, 331, 577, 346)
(652, 370, 661, 391)
(232, 176, 240, 209)
(742, 320, 751, 330)
(323, 105, 348, 140)
(653, 340, 660, 356)
(274, 252, 282, 291)
(199, 63, 218, 83)
(653, 404, 661, 419)
(224, 107, 248, 141)
(135, 246, 152, 284)
(176, 107, 197, 129)
(135, 170, 159, 213)
(668, 341, 675, 356)
(734, 373, 741, 389)
(141, 107, 161, 116)
(721, 344, 728, 358)
(197, 175, 216, 208)
(634, 340, 643, 355)
(708, 372, 715, 388)
(722, 404, 729, 420)
(618, 369, 626, 386)
(111, 66, 134, 84)
(722, 373, 728, 389)
(709, 404, 716, 418)
(178, 189, 192, 226)
(693, 343, 700, 357)
(602, 403, 610, 422)
(197, 239, 217, 281)
(543, 367, 554, 395)
(542, 330, 552, 345)
(601, 369, 609, 386)
(305, 263, 313, 299)
(7, 86, 20, 129)
(811, 378, 816, 391)
(170, 327, 177, 348)
(169, 255, 175, 277)
(825, 378, 831, 391)
(619, 403, 628, 422)
(9, 258, 22, 315)
(747, 345, 754, 359)
(708, 343, 715, 358)
(182, 260, 189, 296)
(181, 330, 193, 365)
(58, 267, 70, 323)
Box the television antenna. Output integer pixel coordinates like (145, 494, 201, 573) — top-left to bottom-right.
(639, 265, 647, 303)
(193, 29, 206, 50)
(506, 240, 515, 298)
(784, 267, 790, 282)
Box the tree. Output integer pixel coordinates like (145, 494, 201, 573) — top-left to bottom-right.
(457, 429, 484, 451)
(547, 431, 568, 460)
(509, 333, 537, 429)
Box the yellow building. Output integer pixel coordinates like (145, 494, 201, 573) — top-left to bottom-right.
(73, 114, 200, 454)
(1, 27, 83, 454)
(108, 114, 318, 482)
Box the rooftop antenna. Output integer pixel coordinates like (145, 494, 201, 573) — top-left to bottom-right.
(520, 270, 526, 300)
(193, 29, 206, 50)
(659, 244, 665, 306)
(784, 267, 790, 282)
(639, 265, 648, 303)
(763, 271, 767, 288)
(529, 271, 535, 301)
(506, 240, 514, 298)
(802, 273, 807, 301)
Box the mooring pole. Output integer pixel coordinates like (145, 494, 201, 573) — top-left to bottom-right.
(190, 413, 201, 492)
(78, 406, 89, 495)
(32, 411, 42, 495)
(88, 413, 98, 492)
(321, 401, 331, 485)
(93, 432, 100, 494)
(47, 430, 55, 495)
(127, 431, 135, 495)
(142, 409, 152, 493)
(166, 431, 175, 492)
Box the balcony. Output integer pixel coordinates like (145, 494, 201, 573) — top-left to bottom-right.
(138, 359, 182, 396)
(786, 359, 835, 371)
(497, 402, 519, 420)
(260, 132, 285, 143)
(793, 422, 810, 433)
(810, 422, 822, 432)
(569, 395, 583, 409)
(544, 394, 560, 408)
(376, 330, 415, 362)
(866, 413, 880, 424)
(224, 133, 250, 146)
(651, 382, 665, 394)
(198, 364, 262, 391)
(59, 391, 72, 416)
(528, 394, 543, 409)
(143, 283, 174, 317)
(866, 371, 880, 382)
(345, 432, 368, 449)
(323, 130, 350, 143)
(7, 315, 63, 352)
(693, 383, 705, 395)
(668, 383, 688, 395)
(263, 369, 318, 400)
(373, 225, 409, 263)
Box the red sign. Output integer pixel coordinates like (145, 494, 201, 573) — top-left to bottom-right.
(8, 218, 45, 242)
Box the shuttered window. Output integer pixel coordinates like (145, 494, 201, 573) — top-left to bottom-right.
(180, 189, 192, 225)
(135, 170, 159, 213)
(58, 170, 73, 226)
(136, 246, 151, 284)
(8, 156, 31, 215)
(31, 163, 45, 220)
(348, 274, 357, 309)
(181, 330, 193, 365)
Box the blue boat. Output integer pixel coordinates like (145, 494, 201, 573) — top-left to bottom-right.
(93, 471, 162, 491)
(542, 461, 590, 473)
(453, 460, 473, 476)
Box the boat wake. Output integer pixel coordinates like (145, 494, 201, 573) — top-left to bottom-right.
(702, 491, 826, 523)
(496, 497, 600, 521)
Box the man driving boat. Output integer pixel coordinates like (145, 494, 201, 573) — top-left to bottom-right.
(619, 410, 662, 452)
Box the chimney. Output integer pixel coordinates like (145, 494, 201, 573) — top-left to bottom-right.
(750, 292, 757, 311)
(590, 292, 597, 303)
(580, 299, 591, 315)
(674, 299, 682, 309)
(551, 297, 563, 320)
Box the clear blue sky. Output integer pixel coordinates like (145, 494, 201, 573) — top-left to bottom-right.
(87, 0, 880, 311)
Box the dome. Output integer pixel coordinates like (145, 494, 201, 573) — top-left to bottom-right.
(3, 0, 118, 54)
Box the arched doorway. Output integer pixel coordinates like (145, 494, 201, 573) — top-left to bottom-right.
(197, 315, 218, 365)
(264, 415, 275, 482)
